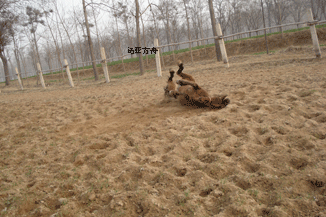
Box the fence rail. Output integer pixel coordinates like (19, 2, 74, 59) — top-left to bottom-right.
(157, 19, 326, 49)
(157, 35, 223, 49)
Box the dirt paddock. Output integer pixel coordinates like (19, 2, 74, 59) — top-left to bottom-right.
(1, 45, 326, 216)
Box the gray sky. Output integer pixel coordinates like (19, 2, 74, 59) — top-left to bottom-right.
(57, 0, 80, 9)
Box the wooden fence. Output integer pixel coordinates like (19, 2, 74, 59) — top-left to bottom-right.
(154, 9, 324, 76)
(1, 9, 325, 91)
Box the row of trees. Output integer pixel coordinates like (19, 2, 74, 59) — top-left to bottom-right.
(1, 0, 325, 85)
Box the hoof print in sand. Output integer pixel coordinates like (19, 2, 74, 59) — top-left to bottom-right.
(175, 168, 187, 177)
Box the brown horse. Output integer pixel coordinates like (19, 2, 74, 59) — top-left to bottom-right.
(164, 70, 177, 98)
(167, 61, 230, 109)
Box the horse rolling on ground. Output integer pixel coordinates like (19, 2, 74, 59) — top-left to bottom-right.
(175, 60, 195, 82)
(167, 61, 230, 109)
(164, 70, 177, 98)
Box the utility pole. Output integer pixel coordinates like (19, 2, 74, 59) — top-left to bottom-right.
(135, 0, 144, 75)
(208, 0, 222, 61)
(82, 0, 99, 80)
(261, 0, 269, 54)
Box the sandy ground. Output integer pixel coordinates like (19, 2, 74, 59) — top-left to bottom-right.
(1, 45, 326, 217)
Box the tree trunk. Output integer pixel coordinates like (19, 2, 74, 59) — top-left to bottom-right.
(44, 14, 65, 81)
(79, 23, 90, 62)
(165, 27, 170, 51)
(12, 35, 22, 79)
(321, 0, 326, 20)
(32, 31, 42, 68)
(56, 5, 80, 81)
(166, 18, 175, 61)
(198, 12, 204, 46)
(183, 0, 193, 63)
(73, 10, 86, 75)
(14, 49, 21, 73)
(23, 27, 40, 84)
(261, 0, 269, 54)
(56, 14, 66, 61)
(278, 3, 283, 37)
(45, 41, 53, 74)
(48, 52, 53, 74)
(8, 57, 15, 81)
(91, 0, 102, 60)
(266, 0, 272, 33)
(149, 3, 165, 69)
(172, 24, 178, 50)
(76, 24, 86, 75)
(208, 0, 222, 61)
(125, 20, 134, 58)
(14, 48, 23, 85)
(83, 0, 99, 80)
(30, 32, 40, 84)
(141, 16, 148, 66)
(115, 16, 125, 72)
(19, 50, 28, 79)
(135, 0, 144, 75)
(0, 52, 10, 85)
(167, 22, 174, 55)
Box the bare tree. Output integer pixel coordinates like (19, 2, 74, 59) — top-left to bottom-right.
(213, 0, 229, 34)
(73, 9, 91, 64)
(9, 28, 23, 80)
(23, 27, 42, 83)
(310, 0, 326, 20)
(135, 0, 144, 75)
(120, 2, 135, 58)
(156, 0, 177, 53)
(72, 9, 87, 74)
(189, 0, 205, 46)
(27, 46, 37, 73)
(264, 0, 273, 33)
(149, 2, 165, 67)
(91, 0, 102, 60)
(112, 4, 125, 71)
(288, 0, 307, 28)
(44, 40, 53, 72)
(7, 50, 15, 80)
(82, 0, 99, 80)
(19, 49, 28, 78)
(261, 0, 269, 53)
(270, 0, 289, 33)
(0, 0, 18, 85)
(243, 1, 263, 36)
(182, 0, 194, 62)
(140, 16, 148, 66)
(53, 1, 80, 80)
(55, 12, 66, 62)
(23, 6, 48, 68)
(208, 0, 222, 61)
(227, 0, 244, 37)
(44, 9, 65, 80)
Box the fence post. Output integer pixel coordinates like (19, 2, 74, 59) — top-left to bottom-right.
(64, 59, 74, 87)
(307, 8, 321, 58)
(100, 47, 110, 83)
(36, 63, 46, 89)
(158, 39, 165, 70)
(154, 38, 162, 77)
(15, 67, 23, 90)
(216, 23, 229, 68)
